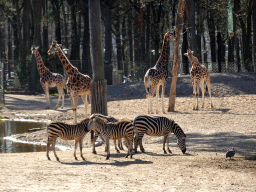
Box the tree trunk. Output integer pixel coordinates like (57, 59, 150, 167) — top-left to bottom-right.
(20, 0, 31, 88)
(68, 0, 80, 61)
(104, 0, 113, 85)
(182, 28, 189, 74)
(42, 0, 49, 56)
(89, 0, 107, 116)
(186, 0, 196, 52)
(30, 0, 43, 93)
(208, 11, 216, 69)
(128, 7, 134, 79)
(217, 32, 225, 73)
(168, 0, 185, 112)
(82, 1, 92, 76)
(253, 0, 256, 71)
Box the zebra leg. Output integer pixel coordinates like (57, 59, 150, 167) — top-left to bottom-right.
(134, 132, 139, 153)
(139, 137, 145, 153)
(163, 135, 168, 154)
(114, 140, 120, 153)
(52, 142, 59, 161)
(166, 135, 172, 154)
(46, 141, 51, 160)
(106, 139, 110, 160)
(74, 140, 78, 160)
(134, 132, 145, 153)
(124, 138, 131, 158)
(118, 139, 124, 150)
(79, 139, 85, 161)
(91, 131, 97, 154)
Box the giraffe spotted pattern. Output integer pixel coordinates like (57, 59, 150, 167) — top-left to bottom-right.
(31, 46, 66, 109)
(144, 30, 173, 114)
(184, 49, 213, 110)
(47, 41, 93, 123)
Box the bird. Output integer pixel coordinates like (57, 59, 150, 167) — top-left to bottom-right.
(226, 147, 235, 159)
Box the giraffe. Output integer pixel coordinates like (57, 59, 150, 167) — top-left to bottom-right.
(31, 46, 66, 109)
(184, 49, 213, 110)
(47, 41, 92, 123)
(144, 30, 173, 114)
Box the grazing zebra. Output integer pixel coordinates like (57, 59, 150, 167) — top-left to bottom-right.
(91, 113, 124, 154)
(46, 118, 91, 161)
(133, 115, 186, 154)
(88, 114, 134, 160)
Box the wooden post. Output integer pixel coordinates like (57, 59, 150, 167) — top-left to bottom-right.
(168, 0, 186, 112)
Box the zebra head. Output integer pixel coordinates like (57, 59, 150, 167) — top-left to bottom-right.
(177, 135, 186, 154)
(88, 114, 108, 133)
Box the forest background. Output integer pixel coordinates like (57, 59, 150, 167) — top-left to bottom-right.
(0, 0, 255, 93)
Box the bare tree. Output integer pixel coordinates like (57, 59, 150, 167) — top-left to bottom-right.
(89, 0, 107, 115)
(168, 0, 185, 112)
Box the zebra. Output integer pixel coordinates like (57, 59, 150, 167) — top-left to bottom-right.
(46, 118, 91, 161)
(91, 113, 124, 154)
(133, 115, 186, 154)
(88, 114, 134, 160)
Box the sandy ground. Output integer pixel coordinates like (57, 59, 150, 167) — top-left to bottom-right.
(0, 73, 256, 191)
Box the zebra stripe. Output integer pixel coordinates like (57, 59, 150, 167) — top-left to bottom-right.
(133, 115, 186, 154)
(88, 114, 134, 160)
(46, 118, 91, 161)
(90, 113, 125, 154)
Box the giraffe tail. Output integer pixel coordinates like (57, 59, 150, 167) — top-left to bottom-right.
(205, 84, 208, 92)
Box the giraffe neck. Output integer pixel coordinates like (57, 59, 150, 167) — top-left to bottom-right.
(56, 48, 78, 77)
(188, 55, 201, 68)
(34, 50, 49, 76)
(155, 36, 169, 69)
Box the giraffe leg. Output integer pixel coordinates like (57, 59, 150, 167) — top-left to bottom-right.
(60, 85, 65, 109)
(200, 80, 205, 108)
(69, 92, 78, 124)
(161, 83, 166, 114)
(192, 79, 197, 110)
(206, 78, 213, 108)
(196, 83, 199, 110)
(147, 95, 153, 114)
(156, 85, 160, 114)
(42, 84, 50, 109)
(147, 86, 157, 114)
(55, 86, 63, 109)
(81, 94, 88, 118)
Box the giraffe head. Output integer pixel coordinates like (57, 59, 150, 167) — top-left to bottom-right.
(47, 40, 62, 55)
(31, 45, 39, 55)
(163, 29, 175, 41)
(184, 49, 194, 58)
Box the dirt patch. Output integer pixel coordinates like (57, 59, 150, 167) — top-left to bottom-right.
(0, 73, 256, 191)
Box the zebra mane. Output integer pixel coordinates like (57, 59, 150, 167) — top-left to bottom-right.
(171, 121, 186, 139)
